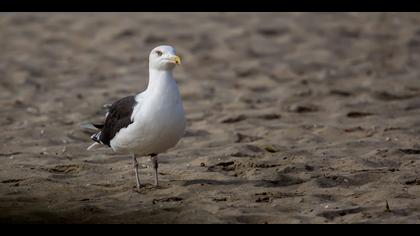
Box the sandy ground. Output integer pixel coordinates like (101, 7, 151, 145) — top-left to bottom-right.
(1, 13, 420, 223)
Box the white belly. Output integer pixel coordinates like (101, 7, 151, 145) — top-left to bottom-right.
(110, 88, 186, 156)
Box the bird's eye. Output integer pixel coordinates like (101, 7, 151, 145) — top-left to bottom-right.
(155, 50, 163, 57)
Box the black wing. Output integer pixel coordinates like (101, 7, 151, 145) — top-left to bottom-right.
(92, 123, 104, 129)
(92, 95, 137, 146)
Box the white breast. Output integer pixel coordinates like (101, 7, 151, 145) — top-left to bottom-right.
(110, 74, 186, 156)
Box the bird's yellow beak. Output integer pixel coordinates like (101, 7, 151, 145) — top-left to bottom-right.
(169, 55, 181, 65)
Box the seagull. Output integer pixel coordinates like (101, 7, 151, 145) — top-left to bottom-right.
(86, 45, 186, 190)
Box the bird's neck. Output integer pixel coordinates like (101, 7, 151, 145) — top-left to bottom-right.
(147, 68, 175, 92)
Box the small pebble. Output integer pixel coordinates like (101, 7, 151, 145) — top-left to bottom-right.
(26, 107, 38, 114)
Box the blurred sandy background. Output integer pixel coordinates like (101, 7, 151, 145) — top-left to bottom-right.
(1, 13, 420, 223)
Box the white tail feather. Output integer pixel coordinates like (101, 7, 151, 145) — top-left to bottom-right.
(87, 142, 100, 151)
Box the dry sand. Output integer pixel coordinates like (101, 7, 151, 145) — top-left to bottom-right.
(1, 13, 420, 223)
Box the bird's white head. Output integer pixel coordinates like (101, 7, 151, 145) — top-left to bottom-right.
(149, 45, 181, 71)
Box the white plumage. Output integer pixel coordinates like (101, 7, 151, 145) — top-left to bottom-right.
(87, 45, 186, 189)
(110, 48, 186, 155)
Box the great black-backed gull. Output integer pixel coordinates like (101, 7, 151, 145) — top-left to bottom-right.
(86, 45, 186, 190)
